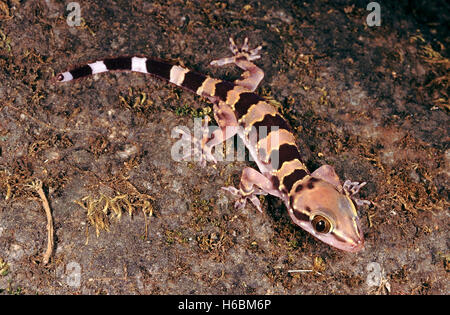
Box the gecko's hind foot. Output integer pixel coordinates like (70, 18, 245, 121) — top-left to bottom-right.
(221, 185, 267, 213)
(343, 180, 371, 206)
(174, 116, 217, 167)
(210, 37, 262, 66)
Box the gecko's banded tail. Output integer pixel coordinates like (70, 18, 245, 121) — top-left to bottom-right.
(56, 56, 208, 95)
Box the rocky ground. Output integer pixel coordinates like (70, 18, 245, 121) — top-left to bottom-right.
(0, 0, 448, 294)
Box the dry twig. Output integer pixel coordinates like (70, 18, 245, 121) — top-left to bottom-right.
(29, 179, 54, 265)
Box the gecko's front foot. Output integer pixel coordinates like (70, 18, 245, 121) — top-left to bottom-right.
(343, 180, 371, 206)
(210, 37, 262, 66)
(221, 185, 267, 213)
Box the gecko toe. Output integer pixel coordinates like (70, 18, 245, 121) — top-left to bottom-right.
(211, 37, 263, 66)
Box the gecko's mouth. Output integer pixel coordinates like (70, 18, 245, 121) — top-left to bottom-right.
(346, 238, 365, 252)
(326, 235, 364, 253)
(330, 224, 365, 253)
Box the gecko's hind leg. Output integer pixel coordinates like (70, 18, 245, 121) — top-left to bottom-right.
(200, 101, 240, 166)
(174, 116, 215, 167)
(210, 37, 264, 92)
(175, 102, 239, 167)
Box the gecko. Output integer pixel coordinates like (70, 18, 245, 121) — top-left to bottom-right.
(56, 37, 369, 252)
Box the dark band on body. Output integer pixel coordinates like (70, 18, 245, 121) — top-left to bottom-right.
(269, 143, 302, 170)
(234, 92, 262, 119)
(214, 81, 235, 101)
(253, 113, 291, 141)
(282, 168, 308, 192)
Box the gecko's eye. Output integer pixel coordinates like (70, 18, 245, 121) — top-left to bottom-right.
(311, 215, 332, 233)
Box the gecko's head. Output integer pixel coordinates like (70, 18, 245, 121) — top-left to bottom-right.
(288, 177, 364, 252)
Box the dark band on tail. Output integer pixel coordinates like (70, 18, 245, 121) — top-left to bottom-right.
(69, 65, 92, 80)
(104, 57, 132, 71)
(145, 59, 172, 80)
(57, 56, 176, 83)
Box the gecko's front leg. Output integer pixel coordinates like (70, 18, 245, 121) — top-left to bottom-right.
(343, 180, 371, 206)
(210, 37, 264, 92)
(311, 164, 371, 206)
(223, 167, 282, 213)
